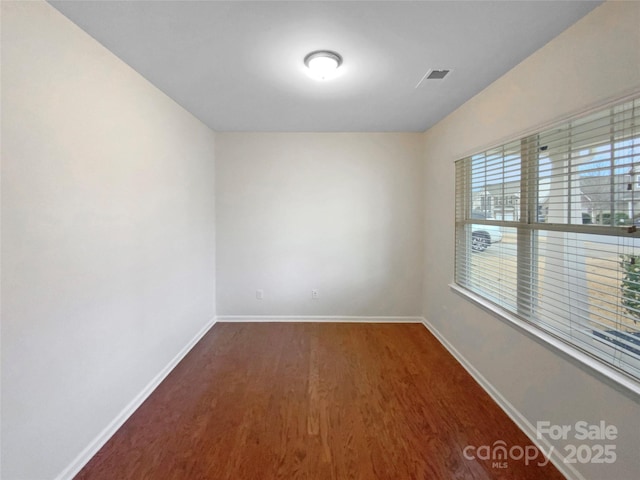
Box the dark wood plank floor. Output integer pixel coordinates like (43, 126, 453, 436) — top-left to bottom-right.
(75, 323, 564, 479)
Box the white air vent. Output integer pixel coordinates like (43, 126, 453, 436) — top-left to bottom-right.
(415, 69, 451, 88)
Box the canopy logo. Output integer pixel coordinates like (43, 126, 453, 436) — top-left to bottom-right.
(464, 420, 619, 470)
(462, 440, 553, 469)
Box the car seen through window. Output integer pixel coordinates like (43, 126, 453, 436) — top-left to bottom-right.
(471, 211, 503, 252)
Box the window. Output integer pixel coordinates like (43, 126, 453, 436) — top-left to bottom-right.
(455, 95, 640, 388)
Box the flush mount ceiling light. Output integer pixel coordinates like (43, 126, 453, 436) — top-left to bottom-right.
(304, 50, 343, 81)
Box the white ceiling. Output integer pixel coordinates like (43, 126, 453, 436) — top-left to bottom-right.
(49, 1, 601, 132)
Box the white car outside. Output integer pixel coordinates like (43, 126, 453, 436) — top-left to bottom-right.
(471, 211, 503, 252)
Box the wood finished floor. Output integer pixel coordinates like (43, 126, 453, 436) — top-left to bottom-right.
(76, 323, 564, 480)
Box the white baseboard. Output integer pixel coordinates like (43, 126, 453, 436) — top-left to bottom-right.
(420, 317, 584, 480)
(215, 315, 424, 323)
(55, 317, 217, 480)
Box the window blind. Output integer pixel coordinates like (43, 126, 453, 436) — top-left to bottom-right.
(455, 95, 640, 384)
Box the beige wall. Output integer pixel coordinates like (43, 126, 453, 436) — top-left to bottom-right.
(1, 2, 216, 478)
(422, 2, 640, 479)
(216, 133, 424, 317)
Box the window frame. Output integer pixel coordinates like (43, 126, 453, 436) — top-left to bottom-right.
(453, 93, 640, 396)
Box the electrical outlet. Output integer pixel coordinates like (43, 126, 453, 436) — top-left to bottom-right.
(256, 289, 264, 300)
(311, 289, 319, 299)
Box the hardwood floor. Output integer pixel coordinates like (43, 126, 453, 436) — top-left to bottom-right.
(75, 323, 564, 479)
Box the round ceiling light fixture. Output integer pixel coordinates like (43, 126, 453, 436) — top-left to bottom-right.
(304, 50, 343, 81)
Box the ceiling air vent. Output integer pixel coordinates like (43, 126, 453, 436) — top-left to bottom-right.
(415, 69, 451, 88)
(427, 69, 450, 79)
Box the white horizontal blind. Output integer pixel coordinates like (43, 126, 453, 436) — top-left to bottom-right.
(455, 95, 640, 383)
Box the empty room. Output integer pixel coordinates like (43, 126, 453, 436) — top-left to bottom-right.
(2, 1, 640, 479)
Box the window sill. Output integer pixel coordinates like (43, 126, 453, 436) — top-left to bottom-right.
(449, 282, 640, 397)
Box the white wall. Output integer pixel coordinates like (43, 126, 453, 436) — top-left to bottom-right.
(1, 2, 216, 479)
(422, 2, 640, 479)
(216, 133, 423, 317)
